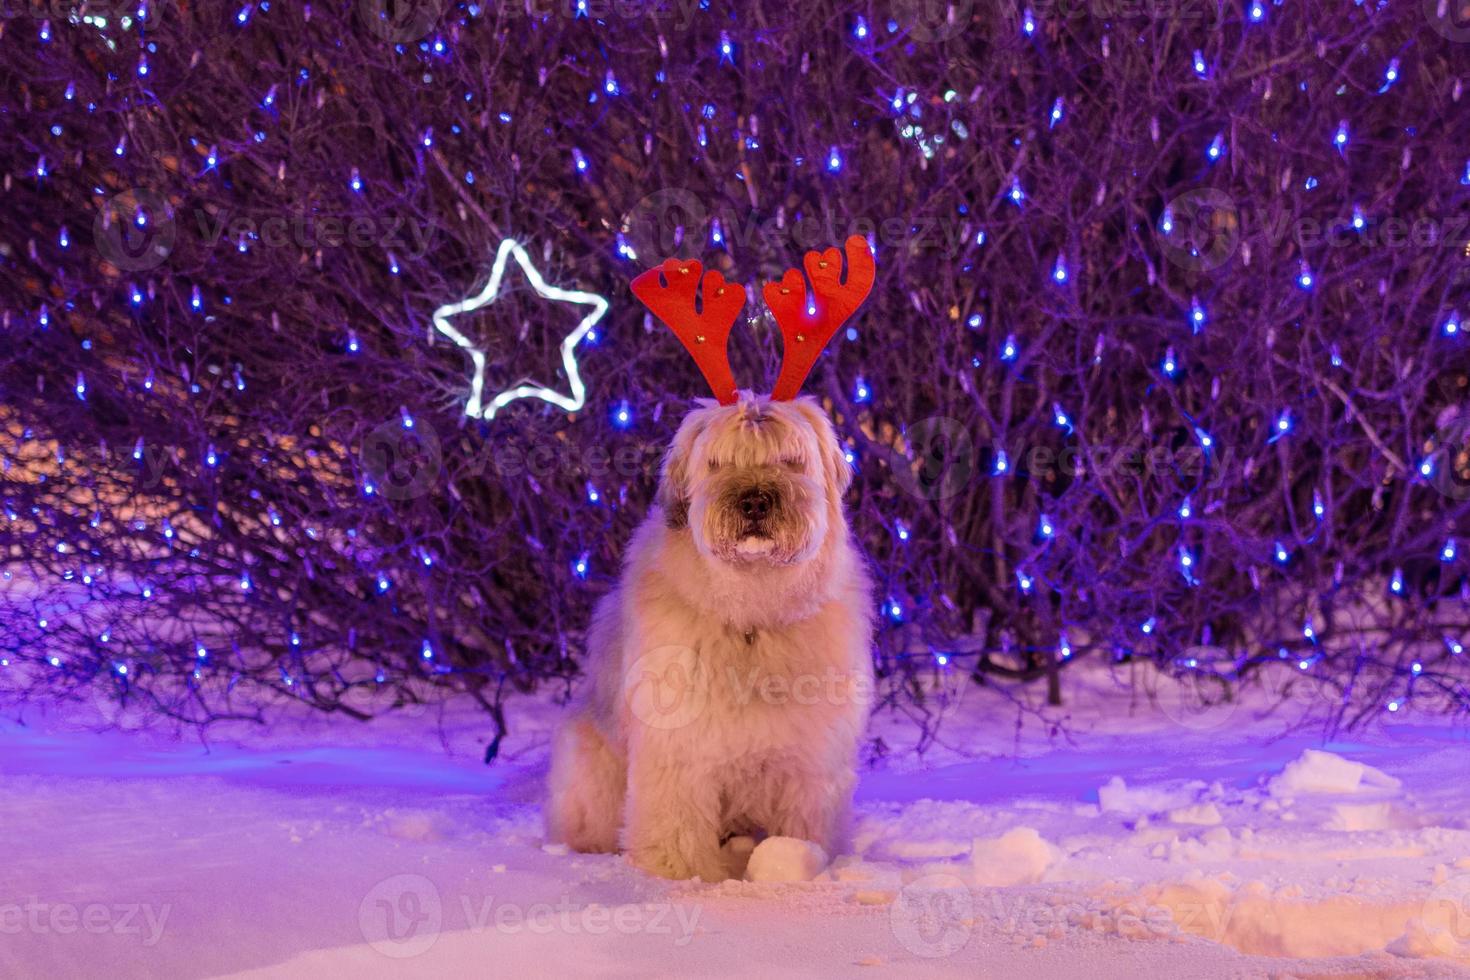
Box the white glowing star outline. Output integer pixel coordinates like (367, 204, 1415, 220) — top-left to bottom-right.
(432, 239, 609, 420)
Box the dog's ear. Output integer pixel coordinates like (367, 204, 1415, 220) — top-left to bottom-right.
(790, 397, 853, 498)
(656, 414, 706, 529)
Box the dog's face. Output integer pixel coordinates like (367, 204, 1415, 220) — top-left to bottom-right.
(657, 393, 852, 567)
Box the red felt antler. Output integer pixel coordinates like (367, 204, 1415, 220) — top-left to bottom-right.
(763, 235, 876, 401)
(631, 258, 746, 405)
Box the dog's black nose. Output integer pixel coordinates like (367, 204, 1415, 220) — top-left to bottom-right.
(738, 488, 774, 521)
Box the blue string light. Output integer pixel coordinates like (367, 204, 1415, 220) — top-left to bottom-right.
(1178, 546, 1198, 585)
(1162, 346, 1180, 378)
(1380, 58, 1399, 92)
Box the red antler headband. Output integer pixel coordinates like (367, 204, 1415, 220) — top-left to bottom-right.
(630, 235, 875, 403)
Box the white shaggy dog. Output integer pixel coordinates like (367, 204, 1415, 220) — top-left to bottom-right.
(546, 392, 874, 881)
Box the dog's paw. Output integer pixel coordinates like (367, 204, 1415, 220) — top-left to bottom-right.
(630, 844, 728, 882)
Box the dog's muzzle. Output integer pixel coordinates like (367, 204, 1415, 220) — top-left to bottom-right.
(735, 486, 779, 536)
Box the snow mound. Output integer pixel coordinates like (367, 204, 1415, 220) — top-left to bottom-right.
(1387, 918, 1466, 960)
(381, 809, 453, 841)
(1267, 749, 1402, 797)
(1167, 802, 1223, 826)
(744, 837, 829, 882)
(1097, 776, 1208, 815)
(970, 827, 1056, 887)
(1322, 801, 1397, 832)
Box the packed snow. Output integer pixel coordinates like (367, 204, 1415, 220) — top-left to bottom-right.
(4, 666, 1470, 978)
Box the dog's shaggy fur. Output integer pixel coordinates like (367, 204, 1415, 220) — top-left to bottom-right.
(545, 392, 873, 880)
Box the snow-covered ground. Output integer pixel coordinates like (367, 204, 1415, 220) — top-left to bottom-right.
(4, 667, 1470, 979)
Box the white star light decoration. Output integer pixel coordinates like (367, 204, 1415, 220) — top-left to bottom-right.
(432, 239, 609, 420)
